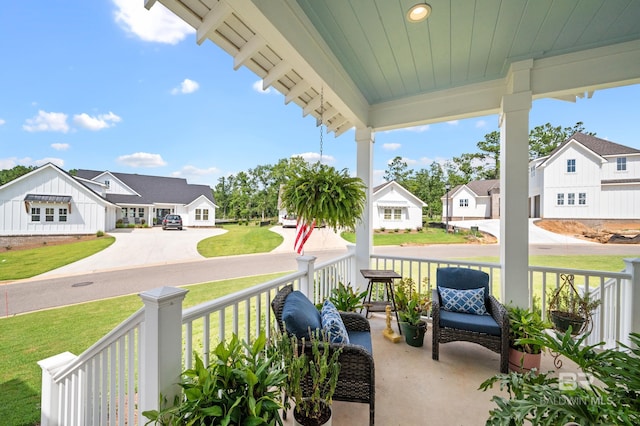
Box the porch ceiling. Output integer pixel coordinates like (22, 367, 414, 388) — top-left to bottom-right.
(148, 0, 640, 135)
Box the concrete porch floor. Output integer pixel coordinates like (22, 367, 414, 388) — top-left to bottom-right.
(281, 313, 580, 426)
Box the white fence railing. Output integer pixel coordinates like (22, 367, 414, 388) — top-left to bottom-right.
(39, 251, 639, 425)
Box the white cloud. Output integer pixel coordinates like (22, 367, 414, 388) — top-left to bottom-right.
(171, 78, 200, 95)
(0, 118, 5, 126)
(51, 143, 70, 151)
(292, 152, 336, 165)
(117, 152, 167, 168)
(113, 0, 194, 45)
(475, 119, 488, 128)
(252, 80, 273, 94)
(171, 165, 220, 177)
(447, 120, 459, 125)
(34, 157, 64, 167)
(23, 110, 69, 133)
(73, 112, 122, 130)
(383, 143, 401, 151)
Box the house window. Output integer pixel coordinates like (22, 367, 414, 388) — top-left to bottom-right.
(567, 159, 576, 173)
(617, 157, 627, 171)
(129, 209, 135, 218)
(195, 209, 202, 220)
(59, 208, 68, 222)
(557, 193, 564, 205)
(567, 193, 575, 205)
(459, 199, 469, 207)
(104, 179, 110, 188)
(122, 207, 128, 218)
(138, 208, 144, 218)
(383, 208, 391, 220)
(45, 207, 55, 222)
(203, 209, 209, 221)
(31, 207, 41, 222)
(579, 193, 586, 205)
(393, 208, 402, 220)
(530, 165, 535, 177)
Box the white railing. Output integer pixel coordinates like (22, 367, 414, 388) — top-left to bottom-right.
(39, 308, 144, 426)
(39, 252, 639, 426)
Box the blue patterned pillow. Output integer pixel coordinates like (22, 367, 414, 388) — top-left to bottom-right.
(439, 287, 487, 315)
(321, 299, 350, 344)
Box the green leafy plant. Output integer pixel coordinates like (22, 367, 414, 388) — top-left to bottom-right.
(280, 162, 366, 230)
(394, 277, 431, 320)
(143, 333, 286, 426)
(276, 329, 341, 423)
(328, 282, 368, 312)
(480, 331, 640, 425)
(548, 274, 600, 335)
(507, 305, 548, 354)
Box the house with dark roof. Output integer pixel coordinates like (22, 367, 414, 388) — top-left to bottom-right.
(372, 181, 426, 230)
(0, 163, 217, 236)
(441, 133, 640, 220)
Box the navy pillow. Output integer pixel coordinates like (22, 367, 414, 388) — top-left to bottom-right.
(282, 290, 322, 339)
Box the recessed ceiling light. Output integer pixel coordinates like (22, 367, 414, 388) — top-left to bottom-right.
(407, 3, 432, 23)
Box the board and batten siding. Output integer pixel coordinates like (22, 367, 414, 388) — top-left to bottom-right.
(373, 182, 424, 230)
(186, 197, 217, 227)
(0, 166, 112, 235)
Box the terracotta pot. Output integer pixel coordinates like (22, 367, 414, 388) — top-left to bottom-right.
(293, 399, 332, 426)
(399, 320, 427, 347)
(508, 348, 541, 373)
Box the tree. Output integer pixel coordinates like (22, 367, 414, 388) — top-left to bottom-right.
(384, 156, 414, 186)
(529, 121, 593, 159)
(0, 165, 36, 186)
(476, 130, 500, 179)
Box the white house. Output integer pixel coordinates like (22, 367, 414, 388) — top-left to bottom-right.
(0, 164, 218, 236)
(441, 133, 640, 220)
(0, 163, 119, 236)
(529, 132, 640, 219)
(372, 181, 426, 230)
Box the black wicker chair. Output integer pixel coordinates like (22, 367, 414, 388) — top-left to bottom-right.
(432, 267, 509, 373)
(271, 284, 375, 425)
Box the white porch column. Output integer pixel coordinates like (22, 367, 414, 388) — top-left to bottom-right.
(499, 60, 532, 307)
(296, 255, 317, 299)
(355, 127, 374, 293)
(138, 286, 188, 415)
(624, 258, 640, 342)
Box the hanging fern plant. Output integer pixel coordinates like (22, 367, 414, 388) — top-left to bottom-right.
(280, 162, 366, 230)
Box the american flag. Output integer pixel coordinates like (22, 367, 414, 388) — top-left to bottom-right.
(294, 219, 315, 254)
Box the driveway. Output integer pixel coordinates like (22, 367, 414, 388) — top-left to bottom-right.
(449, 219, 595, 245)
(39, 227, 227, 277)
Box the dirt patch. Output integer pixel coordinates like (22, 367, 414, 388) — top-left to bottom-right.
(535, 220, 640, 244)
(0, 234, 102, 252)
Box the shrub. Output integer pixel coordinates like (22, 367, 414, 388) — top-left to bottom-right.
(394, 228, 399, 233)
(96, 230, 105, 237)
(380, 227, 385, 232)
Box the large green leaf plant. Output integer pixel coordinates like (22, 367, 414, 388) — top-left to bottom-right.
(280, 162, 366, 230)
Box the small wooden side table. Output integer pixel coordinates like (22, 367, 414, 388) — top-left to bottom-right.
(360, 269, 402, 335)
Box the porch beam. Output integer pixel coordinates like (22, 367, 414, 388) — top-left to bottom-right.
(499, 60, 532, 307)
(233, 35, 265, 71)
(196, 1, 232, 46)
(355, 127, 374, 293)
(262, 60, 291, 91)
(285, 81, 310, 105)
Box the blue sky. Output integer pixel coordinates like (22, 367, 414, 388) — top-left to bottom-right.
(1, 1, 639, 188)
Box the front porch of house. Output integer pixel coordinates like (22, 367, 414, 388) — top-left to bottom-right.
(39, 248, 639, 425)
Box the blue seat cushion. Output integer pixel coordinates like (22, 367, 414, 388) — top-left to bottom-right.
(282, 291, 322, 339)
(439, 310, 501, 336)
(321, 300, 350, 344)
(348, 331, 373, 354)
(439, 287, 487, 315)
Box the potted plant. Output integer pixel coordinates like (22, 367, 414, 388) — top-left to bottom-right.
(143, 333, 286, 425)
(326, 282, 368, 312)
(548, 274, 600, 335)
(277, 330, 341, 426)
(279, 162, 366, 231)
(507, 305, 547, 373)
(395, 277, 431, 347)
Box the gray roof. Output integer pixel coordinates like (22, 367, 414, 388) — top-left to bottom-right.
(550, 132, 640, 159)
(25, 194, 72, 203)
(448, 179, 499, 197)
(75, 170, 215, 206)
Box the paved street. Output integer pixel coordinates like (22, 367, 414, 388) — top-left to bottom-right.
(2, 225, 640, 316)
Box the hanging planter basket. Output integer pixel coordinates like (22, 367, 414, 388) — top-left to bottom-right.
(547, 274, 598, 335)
(280, 162, 367, 230)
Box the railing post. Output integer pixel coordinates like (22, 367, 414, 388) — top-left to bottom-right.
(624, 258, 640, 345)
(38, 351, 77, 426)
(139, 286, 189, 416)
(347, 244, 360, 292)
(297, 255, 317, 300)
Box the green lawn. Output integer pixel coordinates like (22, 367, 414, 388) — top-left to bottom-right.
(197, 224, 283, 257)
(341, 227, 476, 245)
(0, 236, 115, 281)
(0, 272, 287, 426)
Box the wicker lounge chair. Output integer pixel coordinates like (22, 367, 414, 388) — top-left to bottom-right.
(432, 267, 509, 373)
(271, 284, 375, 425)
